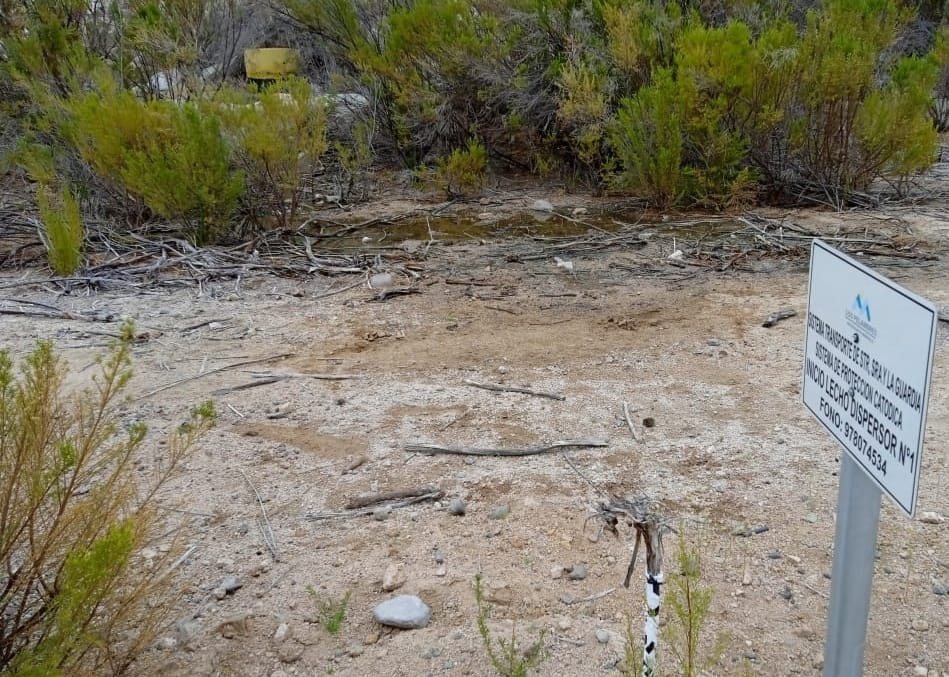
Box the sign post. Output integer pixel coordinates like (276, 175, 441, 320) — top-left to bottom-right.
(801, 239, 937, 677)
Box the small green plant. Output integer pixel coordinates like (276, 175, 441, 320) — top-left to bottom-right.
(664, 533, 729, 677)
(435, 138, 488, 198)
(307, 587, 351, 635)
(0, 323, 215, 674)
(474, 574, 546, 677)
(36, 183, 84, 275)
(620, 612, 643, 677)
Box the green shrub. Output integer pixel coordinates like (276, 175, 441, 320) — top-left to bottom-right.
(474, 575, 546, 677)
(611, 68, 685, 208)
(37, 183, 84, 276)
(60, 78, 242, 243)
(0, 325, 215, 675)
(215, 77, 328, 228)
(435, 138, 488, 197)
(663, 533, 728, 677)
(307, 587, 351, 636)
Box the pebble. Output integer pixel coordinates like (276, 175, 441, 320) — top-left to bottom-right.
(435, 566, 447, 577)
(213, 586, 228, 600)
(530, 199, 554, 212)
(706, 338, 722, 346)
(551, 565, 564, 579)
(490, 504, 511, 520)
(155, 636, 177, 650)
(557, 618, 572, 631)
(642, 417, 656, 428)
(422, 646, 442, 659)
(433, 550, 445, 564)
(373, 595, 431, 629)
(373, 506, 392, 521)
(911, 619, 929, 632)
(447, 498, 466, 516)
(913, 667, 929, 676)
(273, 623, 290, 642)
(803, 513, 819, 524)
(568, 564, 588, 581)
(348, 644, 364, 657)
(920, 511, 945, 524)
(369, 273, 394, 289)
(220, 576, 242, 593)
(933, 581, 948, 596)
(767, 550, 783, 560)
(595, 629, 611, 644)
(382, 564, 406, 592)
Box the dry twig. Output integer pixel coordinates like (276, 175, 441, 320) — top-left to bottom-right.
(404, 438, 608, 457)
(239, 469, 280, 562)
(463, 379, 566, 401)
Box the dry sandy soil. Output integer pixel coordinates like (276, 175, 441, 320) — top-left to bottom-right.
(2, 192, 949, 677)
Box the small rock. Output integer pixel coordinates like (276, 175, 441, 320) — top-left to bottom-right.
(912, 619, 930, 632)
(220, 576, 242, 593)
(435, 566, 447, 577)
(557, 618, 572, 631)
(913, 667, 929, 676)
(141, 547, 159, 561)
(497, 365, 509, 374)
(706, 338, 722, 346)
(767, 550, 783, 560)
(216, 612, 251, 639)
(595, 629, 611, 644)
(433, 550, 446, 564)
(348, 644, 364, 657)
(779, 585, 793, 600)
(277, 643, 304, 663)
(803, 513, 819, 524)
(642, 417, 656, 428)
(933, 581, 948, 596)
(373, 506, 392, 521)
(741, 562, 752, 586)
(382, 564, 406, 592)
(422, 646, 442, 659)
(568, 564, 588, 581)
(920, 511, 945, 525)
(274, 623, 290, 643)
(175, 618, 201, 646)
(490, 504, 510, 520)
(213, 587, 228, 600)
(155, 636, 177, 651)
(550, 565, 564, 580)
(530, 199, 554, 212)
(370, 273, 394, 289)
(572, 207, 588, 216)
(373, 595, 431, 629)
(448, 498, 466, 516)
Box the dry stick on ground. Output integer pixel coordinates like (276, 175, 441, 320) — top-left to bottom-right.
(305, 490, 444, 520)
(211, 372, 360, 395)
(762, 308, 797, 328)
(404, 438, 608, 457)
(0, 297, 109, 321)
(623, 401, 639, 442)
(559, 588, 616, 605)
(239, 469, 280, 562)
(462, 379, 566, 401)
(345, 487, 440, 510)
(136, 353, 293, 399)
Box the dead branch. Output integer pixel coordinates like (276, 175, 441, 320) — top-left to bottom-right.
(0, 297, 113, 322)
(463, 379, 566, 401)
(559, 588, 616, 605)
(137, 353, 293, 399)
(404, 438, 608, 457)
(622, 401, 639, 441)
(239, 469, 280, 562)
(762, 309, 797, 328)
(212, 376, 288, 395)
(305, 490, 443, 520)
(345, 487, 440, 510)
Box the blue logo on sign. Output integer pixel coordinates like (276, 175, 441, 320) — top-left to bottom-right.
(852, 294, 871, 322)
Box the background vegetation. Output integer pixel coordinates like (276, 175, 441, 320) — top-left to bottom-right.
(0, 0, 947, 260)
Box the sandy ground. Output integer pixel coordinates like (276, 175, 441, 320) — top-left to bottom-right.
(2, 198, 949, 677)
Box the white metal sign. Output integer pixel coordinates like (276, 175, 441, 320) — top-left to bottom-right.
(802, 239, 937, 516)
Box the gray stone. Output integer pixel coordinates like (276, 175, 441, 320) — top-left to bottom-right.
(220, 576, 242, 593)
(373, 506, 392, 521)
(382, 563, 406, 592)
(433, 550, 446, 564)
(595, 629, 611, 644)
(274, 623, 290, 642)
(422, 646, 442, 659)
(920, 511, 945, 524)
(933, 581, 949, 596)
(490, 504, 510, 520)
(530, 199, 554, 212)
(803, 513, 819, 524)
(568, 564, 588, 581)
(448, 498, 466, 516)
(767, 550, 783, 560)
(373, 595, 431, 629)
(912, 619, 930, 632)
(213, 586, 228, 600)
(347, 644, 364, 657)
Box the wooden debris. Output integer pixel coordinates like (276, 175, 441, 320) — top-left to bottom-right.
(345, 487, 441, 510)
(404, 438, 608, 457)
(762, 308, 797, 328)
(622, 401, 639, 441)
(559, 588, 616, 605)
(240, 469, 280, 562)
(463, 379, 566, 401)
(136, 354, 293, 399)
(306, 489, 443, 520)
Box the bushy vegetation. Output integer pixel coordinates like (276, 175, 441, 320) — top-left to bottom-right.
(0, 324, 214, 675)
(0, 0, 946, 252)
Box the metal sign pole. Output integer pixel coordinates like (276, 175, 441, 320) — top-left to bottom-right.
(822, 454, 882, 677)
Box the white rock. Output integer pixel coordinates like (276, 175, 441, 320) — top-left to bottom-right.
(373, 595, 431, 629)
(370, 273, 394, 289)
(912, 667, 928, 676)
(554, 256, 574, 272)
(668, 250, 684, 261)
(274, 623, 290, 642)
(530, 199, 554, 212)
(919, 511, 945, 524)
(382, 564, 406, 592)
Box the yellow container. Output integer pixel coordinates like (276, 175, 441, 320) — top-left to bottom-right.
(243, 48, 300, 80)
